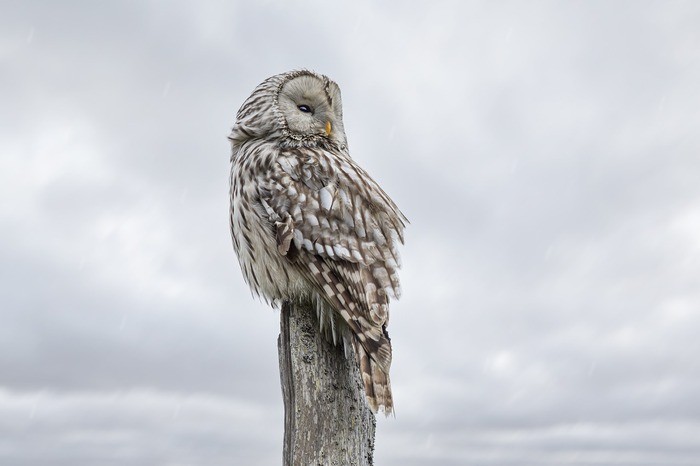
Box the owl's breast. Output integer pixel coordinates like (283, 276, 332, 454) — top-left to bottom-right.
(229, 143, 308, 303)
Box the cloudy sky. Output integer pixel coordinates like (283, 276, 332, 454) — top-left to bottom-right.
(2, 1, 700, 464)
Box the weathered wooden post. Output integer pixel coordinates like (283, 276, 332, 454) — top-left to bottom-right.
(278, 301, 376, 465)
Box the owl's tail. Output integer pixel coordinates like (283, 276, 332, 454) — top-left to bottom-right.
(354, 340, 393, 415)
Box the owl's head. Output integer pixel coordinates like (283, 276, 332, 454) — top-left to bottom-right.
(230, 70, 347, 152)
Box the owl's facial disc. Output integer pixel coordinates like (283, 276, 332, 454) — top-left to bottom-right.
(278, 74, 336, 139)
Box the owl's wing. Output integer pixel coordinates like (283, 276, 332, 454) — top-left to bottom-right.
(259, 146, 406, 373)
(262, 147, 406, 294)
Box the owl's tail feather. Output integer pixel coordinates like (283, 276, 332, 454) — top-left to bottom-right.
(354, 340, 393, 416)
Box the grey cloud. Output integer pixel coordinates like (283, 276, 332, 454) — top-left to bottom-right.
(0, 388, 280, 466)
(2, 0, 700, 465)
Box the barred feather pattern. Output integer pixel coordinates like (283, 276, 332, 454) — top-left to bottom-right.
(229, 70, 406, 414)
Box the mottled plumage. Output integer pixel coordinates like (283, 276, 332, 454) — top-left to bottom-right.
(229, 70, 406, 414)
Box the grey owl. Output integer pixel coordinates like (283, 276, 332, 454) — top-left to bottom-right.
(229, 70, 406, 414)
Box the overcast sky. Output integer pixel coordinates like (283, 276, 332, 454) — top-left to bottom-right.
(2, 1, 700, 465)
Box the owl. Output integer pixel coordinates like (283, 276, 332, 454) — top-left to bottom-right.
(229, 70, 406, 414)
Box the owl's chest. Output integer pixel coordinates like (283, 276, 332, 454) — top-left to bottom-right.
(230, 154, 274, 257)
(229, 147, 306, 300)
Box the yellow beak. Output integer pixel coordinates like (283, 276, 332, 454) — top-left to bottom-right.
(325, 121, 332, 136)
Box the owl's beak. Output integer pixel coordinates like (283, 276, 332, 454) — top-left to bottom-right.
(325, 121, 332, 136)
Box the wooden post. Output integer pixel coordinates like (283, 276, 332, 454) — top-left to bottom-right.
(278, 300, 376, 465)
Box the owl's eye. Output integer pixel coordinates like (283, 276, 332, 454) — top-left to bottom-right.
(297, 104, 313, 113)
